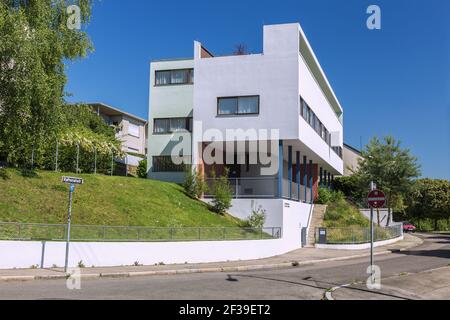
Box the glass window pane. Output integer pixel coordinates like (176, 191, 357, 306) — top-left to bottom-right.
(238, 97, 259, 114)
(154, 119, 169, 133)
(218, 98, 238, 115)
(188, 69, 194, 84)
(170, 118, 186, 132)
(171, 70, 186, 84)
(155, 71, 171, 85)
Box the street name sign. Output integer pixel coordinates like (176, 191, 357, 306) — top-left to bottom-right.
(62, 177, 84, 185)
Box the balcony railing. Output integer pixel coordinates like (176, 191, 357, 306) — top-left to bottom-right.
(204, 177, 313, 202)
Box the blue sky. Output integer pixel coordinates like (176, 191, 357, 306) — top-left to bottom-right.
(65, 0, 450, 179)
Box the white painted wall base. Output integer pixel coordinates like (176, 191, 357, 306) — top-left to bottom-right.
(0, 200, 313, 270)
(314, 235, 404, 250)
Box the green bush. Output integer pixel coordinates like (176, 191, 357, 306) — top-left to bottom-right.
(323, 198, 369, 228)
(247, 206, 266, 229)
(137, 159, 148, 178)
(183, 168, 207, 199)
(317, 187, 345, 205)
(316, 187, 333, 204)
(210, 170, 232, 215)
(0, 167, 9, 180)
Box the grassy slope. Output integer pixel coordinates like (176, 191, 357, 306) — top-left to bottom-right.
(0, 169, 241, 227)
(323, 198, 370, 228)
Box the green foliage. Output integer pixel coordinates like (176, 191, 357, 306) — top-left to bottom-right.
(247, 206, 266, 229)
(137, 159, 148, 179)
(0, 1, 93, 167)
(210, 169, 233, 215)
(0, 167, 9, 180)
(323, 198, 369, 228)
(0, 169, 244, 228)
(332, 175, 367, 207)
(183, 167, 207, 199)
(353, 136, 421, 223)
(316, 187, 344, 205)
(406, 179, 450, 230)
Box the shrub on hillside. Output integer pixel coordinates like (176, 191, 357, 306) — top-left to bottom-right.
(323, 198, 369, 228)
(183, 168, 207, 199)
(0, 167, 9, 180)
(210, 170, 232, 215)
(316, 187, 344, 205)
(247, 206, 267, 229)
(137, 159, 148, 178)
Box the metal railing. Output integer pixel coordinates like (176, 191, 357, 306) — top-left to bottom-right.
(204, 177, 313, 202)
(0, 222, 282, 242)
(204, 177, 278, 199)
(315, 223, 403, 245)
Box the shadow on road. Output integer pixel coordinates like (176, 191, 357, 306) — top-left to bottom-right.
(227, 273, 412, 300)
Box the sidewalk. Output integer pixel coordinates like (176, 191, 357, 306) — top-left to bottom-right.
(331, 266, 450, 300)
(0, 234, 422, 282)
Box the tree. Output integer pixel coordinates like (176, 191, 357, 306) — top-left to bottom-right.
(137, 159, 148, 179)
(233, 43, 248, 55)
(210, 169, 232, 215)
(183, 167, 207, 199)
(355, 136, 421, 225)
(407, 179, 450, 230)
(0, 1, 93, 167)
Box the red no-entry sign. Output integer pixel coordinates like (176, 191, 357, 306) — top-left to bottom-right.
(368, 189, 386, 208)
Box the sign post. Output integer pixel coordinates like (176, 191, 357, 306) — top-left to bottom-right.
(367, 184, 386, 285)
(62, 177, 84, 273)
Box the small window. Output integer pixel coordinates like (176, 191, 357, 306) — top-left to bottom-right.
(218, 96, 259, 116)
(155, 69, 194, 86)
(153, 118, 192, 134)
(152, 156, 187, 172)
(128, 123, 140, 137)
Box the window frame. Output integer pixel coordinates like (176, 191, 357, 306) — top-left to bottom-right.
(217, 95, 260, 117)
(153, 117, 192, 134)
(154, 69, 194, 86)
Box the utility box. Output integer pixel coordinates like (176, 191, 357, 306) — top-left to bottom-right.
(318, 228, 327, 244)
(301, 227, 307, 247)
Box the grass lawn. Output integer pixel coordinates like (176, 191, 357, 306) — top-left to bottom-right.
(321, 197, 401, 244)
(0, 169, 242, 228)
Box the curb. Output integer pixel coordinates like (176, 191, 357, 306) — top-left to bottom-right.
(0, 236, 424, 283)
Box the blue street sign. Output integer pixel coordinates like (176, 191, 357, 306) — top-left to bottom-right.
(70, 184, 75, 193)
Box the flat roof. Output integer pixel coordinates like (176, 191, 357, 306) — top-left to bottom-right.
(89, 102, 147, 124)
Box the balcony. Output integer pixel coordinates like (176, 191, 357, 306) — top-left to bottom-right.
(204, 177, 313, 203)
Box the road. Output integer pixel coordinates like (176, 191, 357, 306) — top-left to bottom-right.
(0, 233, 448, 300)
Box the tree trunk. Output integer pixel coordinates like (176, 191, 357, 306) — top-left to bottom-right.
(434, 218, 438, 231)
(386, 207, 392, 227)
(377, 209, 381, 226)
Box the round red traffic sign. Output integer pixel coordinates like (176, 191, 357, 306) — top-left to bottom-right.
(368, 190, 386, 208)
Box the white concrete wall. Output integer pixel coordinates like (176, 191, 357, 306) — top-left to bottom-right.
(298, 53, 344, 174)
(0, 239, 285, 270)
(0, 200, 313, 269)
(315, 235, 404, 250)
(193, 25, 300, 142)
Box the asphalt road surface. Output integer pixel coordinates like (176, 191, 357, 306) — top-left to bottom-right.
(0, 233, 448, 300)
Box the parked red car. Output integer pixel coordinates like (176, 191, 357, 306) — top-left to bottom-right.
(402, 221, 417, 233)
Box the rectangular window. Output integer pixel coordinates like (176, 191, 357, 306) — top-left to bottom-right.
(152, 156, 187, 172)
(153, 118, 192, 134)
(218, 96, 259, 116)
(155, 69, 194, 86)
(128, 123, 140, 137)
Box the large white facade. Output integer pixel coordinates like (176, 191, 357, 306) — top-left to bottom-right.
(148, 23, 344, 202)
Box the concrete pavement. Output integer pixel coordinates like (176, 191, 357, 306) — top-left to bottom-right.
(0, 234, 422, 282)
(0, 233, 447, 300)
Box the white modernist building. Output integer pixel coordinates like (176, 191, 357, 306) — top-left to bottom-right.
(148, 23, 345, 240)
